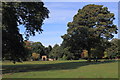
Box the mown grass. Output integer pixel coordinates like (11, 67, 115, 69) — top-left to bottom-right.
(2, 60, 119, 78)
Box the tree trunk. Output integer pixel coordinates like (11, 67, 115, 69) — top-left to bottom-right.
(87, 48, 91, 62)
(13, 60, 16, 64)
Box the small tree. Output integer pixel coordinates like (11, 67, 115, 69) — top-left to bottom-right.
(44, 45, 52, 56)
(32, 53, 40, 61)
(49, 44, 63, 60)
(31, 42, 45, 56)
(105, 38, 120, 58)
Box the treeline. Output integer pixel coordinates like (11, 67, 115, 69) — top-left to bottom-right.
(24, 41, 52, 61)
(28, 38, 120, 61)
(9, 38, 119, 61)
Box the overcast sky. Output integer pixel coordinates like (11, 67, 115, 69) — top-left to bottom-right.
(19, 2, 118, 47)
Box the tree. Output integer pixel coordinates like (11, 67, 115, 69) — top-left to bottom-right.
(91, 39, 111, 61)
(118, 39, 120, 57)
(62, 4, 117, 62)
(105, 38, 120, 58)
(30, 42, 45, 56)
(44, 45, 52, 56)
(62, 47, 74, 60)
(32, 53, 40, 61)
(24, 40, 33, 61)
(2, 2, 49, 62)
(49, 44, 62, 60)
(49, 44, 74, 60)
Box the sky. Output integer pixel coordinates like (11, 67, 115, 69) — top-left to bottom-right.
(19, 2, 119, 47)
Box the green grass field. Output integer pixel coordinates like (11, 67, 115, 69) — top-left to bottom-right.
(2, 60, 119, 78)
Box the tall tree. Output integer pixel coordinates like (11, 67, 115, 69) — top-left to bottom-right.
(2, 2, 49, 62)
(62, 4, 117, 62)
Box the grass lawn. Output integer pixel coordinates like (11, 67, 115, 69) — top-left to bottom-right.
(2, 60, 119, 78)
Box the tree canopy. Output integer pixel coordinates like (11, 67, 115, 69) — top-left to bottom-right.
(2, 2, 49, 62)
(31, 42, 45, 56)
(62, 4, 118, 61)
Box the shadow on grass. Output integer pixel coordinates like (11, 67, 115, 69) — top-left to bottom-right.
(2, 60, 118, 74)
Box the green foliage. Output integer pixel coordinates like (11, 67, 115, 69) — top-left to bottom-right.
(62, 47, 74, 60)
(118, 39, 120, 56)
(105, 38, 120, 58)
(91, 39, 111, 58)
(2, 2, 49, 62)
(44, 45, 52, 56)
(2, 2, 25, 61)
(23, 41, 33, 60)
(30, 42, 45, 56)
(24, 41, 52, 60)
(49, 44, 73, 60)
(61, 55, 67, 60)
(49, 44, 62, 59)
(62, 4, 117, 61)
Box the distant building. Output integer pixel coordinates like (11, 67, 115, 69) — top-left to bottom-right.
(42, 55, 47, 61)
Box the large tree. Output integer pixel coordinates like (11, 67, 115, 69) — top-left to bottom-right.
(62, 4, 117, 61)
(2, 2, 49, 62)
